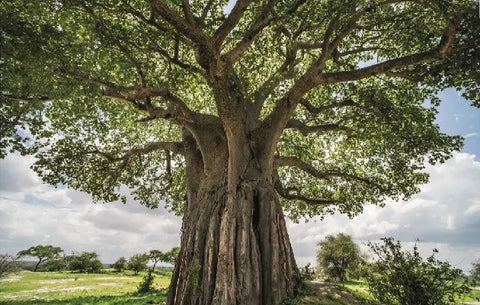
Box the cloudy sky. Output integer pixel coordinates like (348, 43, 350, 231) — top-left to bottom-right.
(1, 89, 479, 273)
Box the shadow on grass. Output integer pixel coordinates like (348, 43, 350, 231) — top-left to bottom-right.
(0, 290, 167, 305)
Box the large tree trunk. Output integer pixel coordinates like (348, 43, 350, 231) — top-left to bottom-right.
(167, 129, 301, 305)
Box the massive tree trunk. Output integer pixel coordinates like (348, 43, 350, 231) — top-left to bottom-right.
(167, 127, 301, 305)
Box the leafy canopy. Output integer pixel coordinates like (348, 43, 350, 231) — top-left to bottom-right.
(316, 233, 363, 281)
(1, 0, 479, 220)
(366, 238, 471, 305)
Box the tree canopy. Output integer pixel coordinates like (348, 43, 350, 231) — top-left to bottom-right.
(1, 0, 478, 220)
(17, 245, 63, 272)
(316, 233, 363, 281)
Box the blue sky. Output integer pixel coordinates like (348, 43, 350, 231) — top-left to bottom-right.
(0, 88, 479, 273)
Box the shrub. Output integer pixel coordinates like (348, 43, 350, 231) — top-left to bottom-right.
(137, 268, 155, 293)
(366, 238, 470, 305)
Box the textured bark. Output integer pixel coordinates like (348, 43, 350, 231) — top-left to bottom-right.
(167, 129, 301, 305)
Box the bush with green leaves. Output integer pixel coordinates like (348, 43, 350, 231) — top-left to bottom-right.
(112, 257, 127, 272)
(0, 253, 21, 277)
(137, 268, 155, 293)
(128, 253, 150, 275)
(471, 259, 480, 283)
(316, 233, 364, 281)
(366, 238, 470, 305)
(68, 252, 103, 273)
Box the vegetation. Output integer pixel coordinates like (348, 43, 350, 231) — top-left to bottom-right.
(470, 259, 480, 283)
(317, 233, 364, 282)
(67, 252, 104, 273)
(0, 253, 21, 278)
(366, 238, 471, 305)
(2, 1, 479, 304)
(0, 270, 170, 305)
(127, 254, 150, 275)
(112, 257, 128, 272)
(17, 245, 63, 272)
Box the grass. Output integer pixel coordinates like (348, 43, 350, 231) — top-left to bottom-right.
(2, 271, 478, 305)
(0, 270, 170, 305)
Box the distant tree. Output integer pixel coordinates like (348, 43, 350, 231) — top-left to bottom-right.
(366, 238, 470, 305)
(149, 250, 165, 272)
(163, 247, 180, 265)
(128, 254, 149, 275)
(112, 257, 127, 272)
(316, 233, 363, 281)
(471, 259, 480, 282)
(299, 263, 315, 281)
(17, 245, 63, 272)
(68, 252, 103, 273)
(0, 253, 21, 277)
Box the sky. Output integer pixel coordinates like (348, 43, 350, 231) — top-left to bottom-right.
(0, 88, 479, 273)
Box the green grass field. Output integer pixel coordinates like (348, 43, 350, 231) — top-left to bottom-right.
(0, 270, 170, 305)
(1, 271, 479, 305)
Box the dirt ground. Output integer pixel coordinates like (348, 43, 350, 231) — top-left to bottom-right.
(301, 281, 362, 304)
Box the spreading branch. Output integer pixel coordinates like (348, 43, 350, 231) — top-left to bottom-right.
(273, 170, 341, 206)
(285, 119, 352, 136)
(212, 0, 254, 48)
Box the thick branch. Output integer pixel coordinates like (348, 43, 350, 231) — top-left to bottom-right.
(275, 156, 376, 186)
(223, 0, 275, 65)
(88, 141, 185, 162)
(285, 119, 351, 135)
(299, 98, 356, 115)
(212, 0, 254, 48)
(316, 17, 461, 85)
(2, 94, 54, 103)
(273, 170, 341, 206)
(148, 0, 208, 46)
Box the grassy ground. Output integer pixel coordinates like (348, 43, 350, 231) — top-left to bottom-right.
(1, 272, 478, 305)
(0, 270, 170, 305)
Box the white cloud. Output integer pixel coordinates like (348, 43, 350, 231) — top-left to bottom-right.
(1, 153, 479, 273)
(288, 152, 480, 272)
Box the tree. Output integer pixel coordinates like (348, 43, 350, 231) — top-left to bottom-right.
(316, 233, 363, 281)
(128, 253, 150, 275)
(1, 1, 479, 304)
(0, 253, 21, 277)
(112, 257, 128, 272)
(471, 259, 480, 283)
(149, 250, 164, 272)
(366, 238, 470, 305)
(68, 251, 104, 273)
(17, 245, 63, 272)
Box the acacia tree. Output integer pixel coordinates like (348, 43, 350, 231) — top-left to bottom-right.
(1, 1, 479, 305)
(17, 245, 63, 272)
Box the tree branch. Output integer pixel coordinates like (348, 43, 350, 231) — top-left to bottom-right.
(148, 0, 208, 46)
(212, 0, 254, 48)
(285, 119, 351, 136)
(87, 141, 185, 162)
(2, 94, 54, 103)
(223, 0, 275, 65)
(316, 16, 461, 85)
(273, 170, 341, 206)
(299, 98, 356, 115)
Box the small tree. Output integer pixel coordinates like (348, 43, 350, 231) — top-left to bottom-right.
(149, 250, 164, 272)
(68, 252, 103, 273)
(366, 238, 470, 305)
(163, 247, 180, 265)
(316, 233, 363, 281)
(17, 245, 63, 272)
(0, 253, 21, 277)
(470, 259, 480, 283)
(128, 253, 149, 275)
(112, 257, 127, 272)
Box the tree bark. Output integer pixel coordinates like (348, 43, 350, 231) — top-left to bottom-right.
(167, 130, 301, 305)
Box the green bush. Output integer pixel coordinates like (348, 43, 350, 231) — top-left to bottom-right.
(366, 238, 470, 305)
(137, 269, 155, 293)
